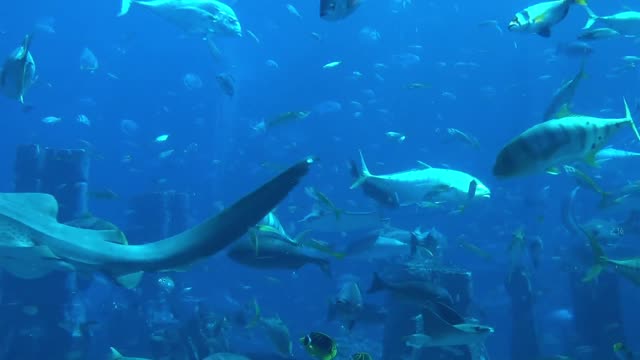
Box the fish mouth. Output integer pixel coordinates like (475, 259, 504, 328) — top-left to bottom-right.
(508, 23, 517, 31)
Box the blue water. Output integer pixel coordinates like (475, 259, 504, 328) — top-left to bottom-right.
(1, 0, 640, 359)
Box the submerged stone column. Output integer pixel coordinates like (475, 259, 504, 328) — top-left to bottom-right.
(569, 270, 625, 360)
(0, 144, 91, 360)
(505, 266, 539, 360)
(118, 191, 194, 359)
(126, 191, 192, 243)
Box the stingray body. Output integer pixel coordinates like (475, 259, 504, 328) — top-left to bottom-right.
(0, 157, 313, 287)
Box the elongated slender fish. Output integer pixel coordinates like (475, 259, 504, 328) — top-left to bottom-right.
(351, 151, 490, 207)
(508, 0, 587, 37)
(0, 34, 36, 104)
(299, 208, 385, 233)
(493, 99, 640, 178)
(543, 62, 586, 120)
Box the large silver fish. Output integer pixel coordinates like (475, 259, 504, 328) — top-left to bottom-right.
(0, 157, 313, 288)
(226, 235, 332, 275)
(584, 7, 640, 36)
(320, 0, 361, 21)
(0, 34, 36, 104)
(119, 0, 242, 38)
(351, 151, 491, 207)
(493, 99, 640, 178)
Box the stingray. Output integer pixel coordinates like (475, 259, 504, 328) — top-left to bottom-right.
(0, 157, 314, 288)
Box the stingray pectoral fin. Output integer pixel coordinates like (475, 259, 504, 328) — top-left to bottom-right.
(112, 271, 143, 289)
(147, 156, 316, 271)
(0, 245, 65, 279)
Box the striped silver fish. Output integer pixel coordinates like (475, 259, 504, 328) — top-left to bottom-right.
(493, 98, 640, 178)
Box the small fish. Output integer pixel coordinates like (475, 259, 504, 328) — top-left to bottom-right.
(89, 189, 119, 200)
(322, 61, 342, 69)
(578, 27, 620, 41)
(155, 134, 169, 143)
(286, 4, 302, 18)
(458, 239, 493, 261)
(445, 128, 480, 148)
(76, 114, 90, 126)
(478, 19, 504, 35)
(216, 72, 235, 97)
(320, 0, 361, 21)
(385, 131, 406, 143)
(80, 47, 99, 72)
(265, 111, 311, 129)
(246, 29, 260, 43)
(41, 116, 62, 124)
(406, 82, 429, 89)
(300, 332, 338, 360)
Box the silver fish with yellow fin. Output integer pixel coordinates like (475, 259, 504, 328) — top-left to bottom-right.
(508, 0, 587, 37)
(493, 99, 640, 178)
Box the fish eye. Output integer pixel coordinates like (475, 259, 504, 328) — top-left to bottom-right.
(512, 17, 519, 24)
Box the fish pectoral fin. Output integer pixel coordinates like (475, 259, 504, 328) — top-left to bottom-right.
(554, 103, 574, 118)
(538, 27, 551, 37)
(533, 14, 546, 24)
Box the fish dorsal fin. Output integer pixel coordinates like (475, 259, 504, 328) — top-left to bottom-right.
(553, 103, 574, 119)
(417, 161, 432, 169)
(0, 193, 59, 219)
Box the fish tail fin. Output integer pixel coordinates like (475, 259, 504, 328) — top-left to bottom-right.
(118, 0, 134, 16)
(581, 228, 608, 282)
(350, 150, 372, 189)
(583, 6, 598, 29)
(367, 272, 385, 293)
(622, 98, 640, 142)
